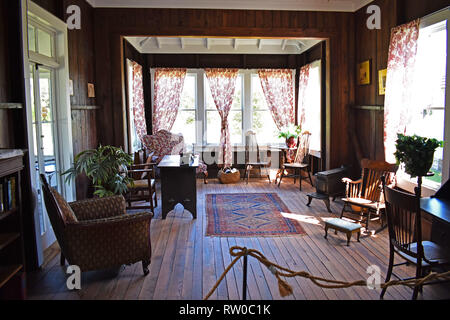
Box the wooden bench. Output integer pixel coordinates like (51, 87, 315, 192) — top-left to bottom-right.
(324, 218, 362, 246)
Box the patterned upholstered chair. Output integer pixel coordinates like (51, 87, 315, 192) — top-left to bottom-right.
(141, 129, 208, 183)
(40, 174, 152, 275)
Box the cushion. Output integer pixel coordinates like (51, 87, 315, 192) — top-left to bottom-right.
(325, 218, 361, 232)
(50, 187, 78, 224)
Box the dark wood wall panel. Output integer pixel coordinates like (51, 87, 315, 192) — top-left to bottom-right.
(94, 8, 355, 169)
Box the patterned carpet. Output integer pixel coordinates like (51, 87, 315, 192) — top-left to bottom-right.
(206, 193, 306, 237)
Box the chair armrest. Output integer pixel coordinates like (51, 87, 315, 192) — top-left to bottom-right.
(69, 195, 126, 221)
(342, 178, 362, 184)
(64, 212, 152, 270)
(130, 163, 157, 169)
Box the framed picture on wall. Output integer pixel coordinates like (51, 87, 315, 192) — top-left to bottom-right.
(358, 60, 371, 85)
(88, 83, 95, 98)
(378, 69, 387, 95)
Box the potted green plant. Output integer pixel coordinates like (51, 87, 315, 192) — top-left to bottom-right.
(394, 133, 443, 178)
(62, 145, 134, 197)
(278, 125, 302, 148)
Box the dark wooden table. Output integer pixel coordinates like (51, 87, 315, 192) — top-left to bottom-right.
(420, 197, 450, 249)
(158, 154, 198, 220)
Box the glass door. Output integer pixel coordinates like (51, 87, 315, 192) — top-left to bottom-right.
(30, 63, 59, 249)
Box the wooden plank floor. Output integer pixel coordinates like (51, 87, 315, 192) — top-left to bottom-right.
(26, 178, 450, 300)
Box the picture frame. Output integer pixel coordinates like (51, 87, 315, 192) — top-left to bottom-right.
(378, 69, 387, 95)
(88, 83, 95, 98)
(358, 60, 371, 85)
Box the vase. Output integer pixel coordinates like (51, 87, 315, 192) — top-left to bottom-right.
(286, 136, 296, 148)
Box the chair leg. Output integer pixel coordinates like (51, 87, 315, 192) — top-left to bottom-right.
(60, 252, 65, 266)
(299, 170, 303, 191)
(246, 165, 251, 184)
(380, 249, 394, 299)
(278, 169, 285, 187)
(307, 169, 314, 187)
(203, 171, 208, 184)
(142, 260, 150, 276)
(412, 263, 422, 300)
(340, 205, 346, 219)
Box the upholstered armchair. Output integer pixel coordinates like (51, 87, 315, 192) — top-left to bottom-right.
(141, 129, 208, 183)
(40, 174, 152, 275)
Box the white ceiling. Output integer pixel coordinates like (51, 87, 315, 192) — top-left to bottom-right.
(86, 0, 374, 12)
(125, 37, 322, 55)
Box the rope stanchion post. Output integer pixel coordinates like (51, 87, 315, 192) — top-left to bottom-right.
(242, 247, 248, 301)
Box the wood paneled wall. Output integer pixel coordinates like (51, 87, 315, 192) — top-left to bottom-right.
(94, 8, 355, 169)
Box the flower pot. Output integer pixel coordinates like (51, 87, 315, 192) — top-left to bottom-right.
(404, 150, 435, 177)
(286, 136, 297, 148)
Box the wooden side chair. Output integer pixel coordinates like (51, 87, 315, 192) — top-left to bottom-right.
(278, 131, 313, 191)
(340, 158, 398, 231)
(243, 130, 271, 184)
(124, 149, 158, 212)
(380, 177, 450, 300)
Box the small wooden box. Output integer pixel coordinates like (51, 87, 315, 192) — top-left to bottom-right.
(315, 166, 347, 197)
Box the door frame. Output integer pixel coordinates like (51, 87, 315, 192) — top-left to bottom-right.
(20, 0, 74, 265)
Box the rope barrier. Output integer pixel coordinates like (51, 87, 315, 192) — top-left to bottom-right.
(204, 246, 450, 300)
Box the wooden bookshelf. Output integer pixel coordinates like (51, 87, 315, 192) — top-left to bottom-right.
(0, 265, 22, 289)
(0, 150, 26, 299)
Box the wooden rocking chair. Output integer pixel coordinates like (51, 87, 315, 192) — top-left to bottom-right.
(340, 158, 398, 232)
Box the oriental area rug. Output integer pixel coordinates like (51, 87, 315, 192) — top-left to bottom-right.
(206, 193, 306, 237)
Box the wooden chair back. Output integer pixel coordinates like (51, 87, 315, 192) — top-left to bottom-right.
(360, 159, 398, 203)
(293, 131, 311, 164)
(382, 178, 423, 260)
(39, 174, 68, 253)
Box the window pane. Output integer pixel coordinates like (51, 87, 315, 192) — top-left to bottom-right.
(181, 75, 196, 110)
(39, 68, 52, 122)
(251, 75, 282, 144)
(252, 110, 283, 145)
(231, 75, 242, 110)
(37, 29, 53, 57)
(28, 25, 36, 52)
(206, 110, 221, 144)
(172, 110, 196, 145)
(229, 110, 242, 144)
(172, 75, 197, 145)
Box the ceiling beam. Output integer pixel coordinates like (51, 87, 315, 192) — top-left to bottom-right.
(281, 39, 287, 51)
(257, 39, 262, 50)
(154, 37, 161, 49)
(204, 38, 210, 49)
(139, 37, 151, 47)
(180, 37, 185, 49)
(233, 39, 238, 50)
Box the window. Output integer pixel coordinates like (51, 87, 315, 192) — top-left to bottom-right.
(299, 60, 322, 154)
(172, 74, 197, 145)
(28, 21, 55, 58)
(251, 74, 284, 145)
(205, 74, 243, 145)
(151, 69, 298, 148)
(399, 15, 449, 190)
(126, 59, 141, 153)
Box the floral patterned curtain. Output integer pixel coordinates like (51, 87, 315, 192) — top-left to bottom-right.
(152, 68, 187, 134)
(257, 69, 295, 131)
(131, 61, 147, 141)
(297, 64, 311, 129)
(205, 68, 239, 167)
(384, 20, 421, 163)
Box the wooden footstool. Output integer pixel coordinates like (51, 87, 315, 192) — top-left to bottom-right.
(324, 218, 361, 246)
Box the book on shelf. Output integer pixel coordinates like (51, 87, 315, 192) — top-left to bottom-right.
(0, 177, 16, 212)
(0, 183, 3, 213)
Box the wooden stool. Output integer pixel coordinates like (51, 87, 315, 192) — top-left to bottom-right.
(324, 218, 362, 246)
